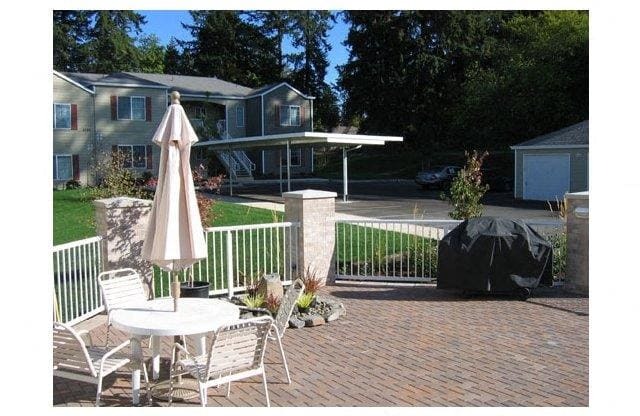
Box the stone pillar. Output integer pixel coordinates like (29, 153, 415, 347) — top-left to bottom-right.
(94, 196, 154, 298)
(283, 189, 337, 285)
(565, 191, 589, 295)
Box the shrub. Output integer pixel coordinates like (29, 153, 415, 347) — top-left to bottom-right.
(264, 293, 282, 315)
(296, 292, 315, 310)
(91, 150, 143, 199)
(242, 293, 265, 309)
(442, 150, 489, 220)
(547, 232, 567, 280)
(299, 268, 324, 295)
(65, 179, 81, 189)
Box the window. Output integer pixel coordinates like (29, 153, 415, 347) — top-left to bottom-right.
(191, 106, 206, 128)
(279, 105, 301, 127)
(54, 103, 71, 129)
(54, 154, 72, 180)
(117, 145, 148, 168)
(281, 148, 302, 166)
(117, 96, 146, 120)
(236, 105, 245, 128)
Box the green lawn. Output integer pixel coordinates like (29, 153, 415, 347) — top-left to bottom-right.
(53, 189, 283, 245)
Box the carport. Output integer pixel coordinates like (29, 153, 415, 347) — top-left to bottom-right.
(193, 132, 403, 202)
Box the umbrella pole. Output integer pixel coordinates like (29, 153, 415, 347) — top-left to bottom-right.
(172, 271, 181, 312)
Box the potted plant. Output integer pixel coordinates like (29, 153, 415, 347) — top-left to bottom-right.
(180, 269, 210, 298)
(296, 293, 315, 314)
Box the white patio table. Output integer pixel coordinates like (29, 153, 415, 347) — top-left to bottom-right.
(109, 297, 240, 405)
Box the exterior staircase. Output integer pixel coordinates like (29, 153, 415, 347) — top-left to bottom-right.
(213, 120, 255, 182)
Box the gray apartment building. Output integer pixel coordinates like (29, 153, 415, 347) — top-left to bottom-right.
(53, 70, 316, 188)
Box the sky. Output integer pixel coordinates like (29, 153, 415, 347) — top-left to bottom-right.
(137, 10, 350, 87)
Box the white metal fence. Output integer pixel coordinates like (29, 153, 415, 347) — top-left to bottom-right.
(335, 219, 564, 283)
(53, 236, 105, 325)
(152, 222, 300, 299)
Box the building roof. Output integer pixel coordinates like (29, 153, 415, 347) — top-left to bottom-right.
(511, 121, 589, 149)
(126, 72, 254, 97)
(59, 71, 314, 99)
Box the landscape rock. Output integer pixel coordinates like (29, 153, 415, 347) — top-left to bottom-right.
(305, 315, 325, 327)
(257, 273, 283, 301)
(289, 316, 305, 329)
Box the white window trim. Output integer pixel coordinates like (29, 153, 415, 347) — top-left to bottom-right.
(280, 105, 302, 127)
(53, 103, 72, 130)
(54, 154, 73, 180)
(236, 105, 245, 128)
(117, 96, 146, 121)
(117, 144, 148, 169)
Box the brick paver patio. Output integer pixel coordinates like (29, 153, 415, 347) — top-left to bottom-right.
(53, 283, 588, 407)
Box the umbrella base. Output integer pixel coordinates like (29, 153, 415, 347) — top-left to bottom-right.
(150, 378, 200, 402)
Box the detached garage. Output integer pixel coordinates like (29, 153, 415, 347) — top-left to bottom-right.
(511, 120, 589, 201)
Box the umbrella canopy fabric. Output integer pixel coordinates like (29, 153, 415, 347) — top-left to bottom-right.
(142, 93, 207, 272)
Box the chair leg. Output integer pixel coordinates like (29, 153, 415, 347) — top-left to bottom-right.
(95, 377, 103, 407)
(104, 325, 111, 347)
(275, 336, 291, 384)
(141, 360, 151, 406)
(200, 384, 207, 407)
(226, 382, 231, 397)
(262, 371, 270, 407)
(168, 366, 174, 406)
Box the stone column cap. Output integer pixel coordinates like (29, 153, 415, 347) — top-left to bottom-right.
(565, 191, 589, 200)
(282, 189, 338, 200)
(93, 196, 153, 208)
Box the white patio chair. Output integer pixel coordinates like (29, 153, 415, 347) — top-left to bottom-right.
(98, 268, 150, 347)
(53, 321, 150, 406)
(240, 278, 305, 384)
(168, 316, 274, 407)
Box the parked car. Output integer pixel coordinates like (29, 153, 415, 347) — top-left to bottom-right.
(481, 168, 514, 192)
(415, 166, 461, 190)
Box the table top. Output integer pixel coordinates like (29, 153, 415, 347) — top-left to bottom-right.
(109, 297, 240, 337)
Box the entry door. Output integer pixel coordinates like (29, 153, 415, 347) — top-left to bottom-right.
(523, 154, 570, 201)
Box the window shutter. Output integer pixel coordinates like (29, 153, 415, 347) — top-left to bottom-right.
(53, 155, 57, 179)
(70, 104, 78, 130)
(275, 105, 280, 126)
(146, 97, 152, 121)
(300, 105, 305, 126)
(72, 155, 80, 181)
(146, 145, 153, 169)
(110, 96, 117, 120)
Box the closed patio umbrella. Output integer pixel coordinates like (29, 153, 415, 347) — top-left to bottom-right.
(142, 91, 207, 311)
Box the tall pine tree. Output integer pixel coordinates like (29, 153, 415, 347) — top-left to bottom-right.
(182, 11, 279, 87)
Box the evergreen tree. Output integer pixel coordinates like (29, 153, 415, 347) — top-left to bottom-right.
(243, 11, 291, 78)
(53, 10, 91, 71)
(85, 11, 146, 73)
(182, 11, 279, 87)
(288, 11, 339, 131)
(163, 39, 183, 74)
(136, 34, 165, 73)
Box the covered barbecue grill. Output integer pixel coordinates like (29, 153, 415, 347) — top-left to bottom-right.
(437, 217, 553, 299)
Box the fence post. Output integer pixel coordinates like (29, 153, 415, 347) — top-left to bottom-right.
(226, 231, 234, 298)
(93, 196, 154, 298)
(564, 191, 589, 295)
(283, 189, 338, 285)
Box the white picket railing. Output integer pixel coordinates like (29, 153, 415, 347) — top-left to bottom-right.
(335, 219, 563, 283)
(153, 222, 300, 298)
(53, 236, 105, 325)
(335, 220, 461, 283)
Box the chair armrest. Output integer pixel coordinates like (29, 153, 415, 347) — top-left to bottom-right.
(98, 339, 131, 375)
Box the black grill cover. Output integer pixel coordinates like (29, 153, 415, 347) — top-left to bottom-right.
(437, 217, 553, 292)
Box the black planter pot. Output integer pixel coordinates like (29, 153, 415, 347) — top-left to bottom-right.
(180, 281, 210, 298)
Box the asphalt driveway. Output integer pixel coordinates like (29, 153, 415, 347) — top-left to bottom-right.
(225, 179, 559, 221)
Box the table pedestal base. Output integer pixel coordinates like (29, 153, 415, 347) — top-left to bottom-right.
(150, 378, 200, 402)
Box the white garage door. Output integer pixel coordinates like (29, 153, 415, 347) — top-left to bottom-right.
(523, 154, 570, 201)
